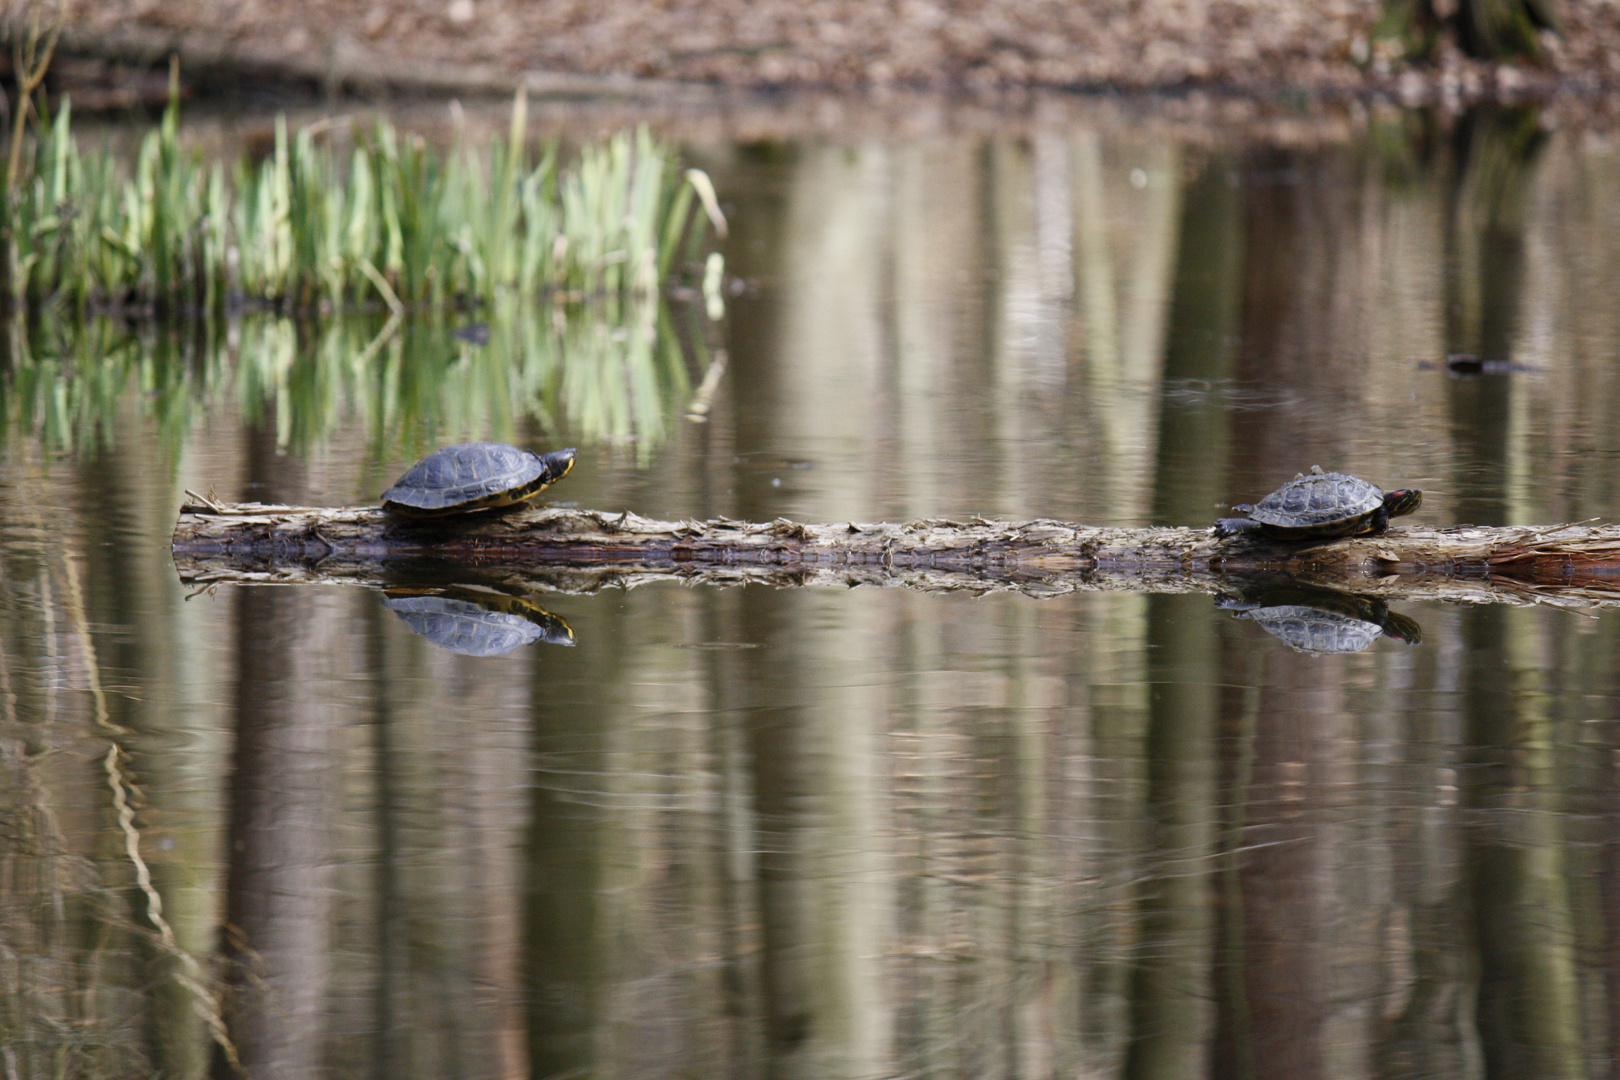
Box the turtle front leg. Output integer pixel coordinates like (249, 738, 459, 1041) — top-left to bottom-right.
(1214, 517, 1265, 539)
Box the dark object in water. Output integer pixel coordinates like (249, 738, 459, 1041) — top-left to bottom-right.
(451, 322, 491, 345)
(1415, 353, 1538, 377)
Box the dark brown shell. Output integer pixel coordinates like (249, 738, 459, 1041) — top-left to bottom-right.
(381, 442, 575, 516)
(1246, 467, 1385, 533)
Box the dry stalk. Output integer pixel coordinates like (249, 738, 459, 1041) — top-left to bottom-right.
(4, 0, 61, 194)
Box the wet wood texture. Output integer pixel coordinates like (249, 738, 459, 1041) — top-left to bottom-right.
(171, 500, 1620, 608)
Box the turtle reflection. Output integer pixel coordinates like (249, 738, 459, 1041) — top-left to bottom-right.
(382, 587, 575, 656)
(1216, 581, 1421, 655)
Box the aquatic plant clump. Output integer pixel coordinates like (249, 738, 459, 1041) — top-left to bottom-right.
(3, 92, 719, 313)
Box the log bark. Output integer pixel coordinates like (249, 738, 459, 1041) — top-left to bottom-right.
(171, 498, 1620, 608)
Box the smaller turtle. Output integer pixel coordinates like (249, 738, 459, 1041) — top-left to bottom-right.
(382, 442, 575, 518)
(1214, 466, 1421, 541)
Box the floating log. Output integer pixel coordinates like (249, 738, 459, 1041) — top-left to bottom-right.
(171, 498, 1620, 608)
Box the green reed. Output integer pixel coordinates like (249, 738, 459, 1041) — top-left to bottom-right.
(5, 91, 717, 312)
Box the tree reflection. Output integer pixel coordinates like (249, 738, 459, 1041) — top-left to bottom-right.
(216, 425, 337, 1080)
(1445, 106, 1586, 1080)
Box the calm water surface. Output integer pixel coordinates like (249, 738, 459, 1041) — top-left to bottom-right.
(4, 105, 1620, 1078)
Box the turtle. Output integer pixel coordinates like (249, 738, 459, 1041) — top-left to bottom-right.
(1216, 582, 1422, 655)
(382, 588, 576, 656)
(381, 442, 576, 518)
(1213, 466, 1421, 541)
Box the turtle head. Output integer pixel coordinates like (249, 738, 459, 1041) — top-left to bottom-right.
(1382, 488, 1422, 519)
(538, 448, 577, 482)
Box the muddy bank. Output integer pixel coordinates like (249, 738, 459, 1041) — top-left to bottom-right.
(13, 0, 1620, 123)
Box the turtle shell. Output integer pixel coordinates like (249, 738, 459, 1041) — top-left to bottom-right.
(1237, 602, 1387, 655)
(381, 442, 575, 517)
(1244, 467, 1387, 539)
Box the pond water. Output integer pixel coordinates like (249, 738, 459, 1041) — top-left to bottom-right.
(4, 103, 1620, 1078)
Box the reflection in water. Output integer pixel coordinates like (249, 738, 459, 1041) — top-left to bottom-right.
(4, 105, 1620, 1078)
(222, 582, 337, 1078)
(382, 588, 576, 655)
(1217, 581, 1423, 654)
(0, 296, 703, 460)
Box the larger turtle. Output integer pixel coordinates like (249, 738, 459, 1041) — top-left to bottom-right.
(1214, 466, 1421, 540)
(381, 442, 575, 518)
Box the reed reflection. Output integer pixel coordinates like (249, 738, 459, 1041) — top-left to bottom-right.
(0, 297, 701, 460)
